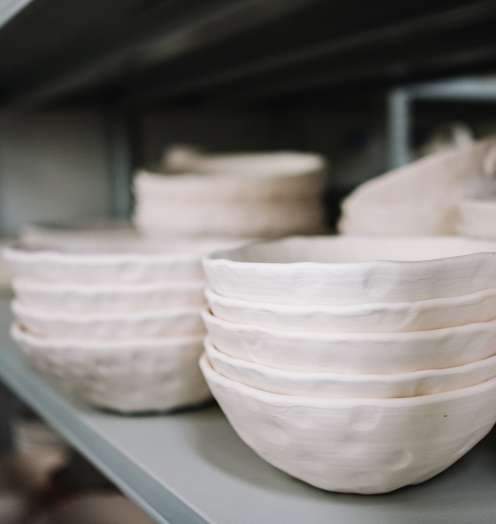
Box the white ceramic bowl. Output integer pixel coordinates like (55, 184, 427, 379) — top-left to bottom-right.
(135, 152, 326, 202)
(200, 354, 496, 494)
(202, 309, 496, 374)
(11, 323, 212, 413)
(12, 279, 206, 313)
(205, 286, 496, 334)
(457, 197, 496, 240)
(205, 337, 496, 398)
(339, 204, 456, 236)
(12, 301, 205, 339)
(338, 136, 496, 236)
(134, 199, 324, 238)
(203, 236, 496, 305)
(3, 238, 238, 284)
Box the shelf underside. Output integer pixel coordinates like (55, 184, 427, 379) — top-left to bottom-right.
(3, 0, 496, 107)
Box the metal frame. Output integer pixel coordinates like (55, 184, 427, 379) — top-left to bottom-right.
(387, 76, 496, 169)
(108, 106, 135, 218)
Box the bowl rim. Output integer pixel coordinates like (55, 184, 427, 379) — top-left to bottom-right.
(11, 300, 202, 321)
(138, 152, 327, 182)
(203, 235, 496, 271)
(204, 336, 496, 383)
(3, 244, 202, 265)
(204, 285, 496, 313)
(201, 307, 496, 342)
(12, 278, 206, 293)
(200, 353, 496, 408)
(10, 322, 203, 349)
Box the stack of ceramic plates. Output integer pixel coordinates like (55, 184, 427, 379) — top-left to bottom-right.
(201, 235, 496, 494)
(456, 197, 496, 240)
(133, 151, 327, 238)
(4, 238, 231, 413)
(339, 136, 496, 236)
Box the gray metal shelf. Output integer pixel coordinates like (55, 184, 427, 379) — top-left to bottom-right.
(3, 1, 496, 108)
(387, 76, 496, 169)
(0, 297, 496, 523)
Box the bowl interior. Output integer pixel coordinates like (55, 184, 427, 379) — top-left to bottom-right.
(211, 236, 496, 264)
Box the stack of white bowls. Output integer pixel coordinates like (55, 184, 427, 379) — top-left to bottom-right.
(201, 235, 496, 494)
(133, 151, 327, 238)
(4, 238, 232, 413)
(339, 136, 496, 236)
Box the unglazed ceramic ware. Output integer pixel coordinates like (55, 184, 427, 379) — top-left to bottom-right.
(339, 207, 455, 236)
(200, 354, 496, 494)
(13, 279, 206, 313)
(203, 236, 496, 305)
(11, 323, 212, 413)
(204, 337, 496, 398)
(3, 243, 207, 284)
(20, 220, 139, 249)
(457, 197, 496, 240)
(205, 286, 496, 333)
(136, 151, 326, 202)
(202, 310, 496, 374)
(134, 199, 324, 238)
(12, 301, 205, 339)
(339, 135, 496, 235)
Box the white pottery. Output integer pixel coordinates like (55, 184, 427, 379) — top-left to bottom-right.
(3, 244, 207, 284)
(205, 337, 496, 398)
(134, 199, 324, 238)
(338, 136, 496, 235)
(3, 238, 242, 284)
(200, 354, 496, 494)
(11, 323, 211, 413)
(202, 310, 496, 374)
(203, 235, 496, 305)
(12, 301, 205, 339)
(457, 197, 496, 240)
(12, 279, 206, 313)
(20, 220, 139, 249)
(339, 206, 455, 236)
(136, 151, 326, 202)
(205, 286, 496, 334)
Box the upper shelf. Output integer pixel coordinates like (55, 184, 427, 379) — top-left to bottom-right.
(2, 0, 496, 108)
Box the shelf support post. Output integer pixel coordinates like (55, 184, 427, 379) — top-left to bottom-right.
(108, 107, 136, 218)
(387, 87, 411, 169)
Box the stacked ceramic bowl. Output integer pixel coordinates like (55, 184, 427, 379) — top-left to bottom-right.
(339, 136, 496, 236)
(456, 197, 496, 240)
(133, 151, 327, 238)
(4, 238, 231, 413)
(201, 235, 496, 494)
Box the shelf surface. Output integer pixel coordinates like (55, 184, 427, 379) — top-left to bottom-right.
(1, 296, 496, 524)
